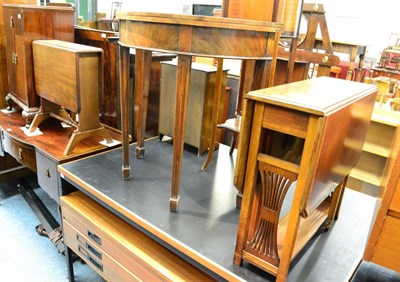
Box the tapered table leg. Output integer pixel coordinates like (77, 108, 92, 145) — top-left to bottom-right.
(169, 55, 192, 212)
(201, 58, 224, 170)
(135, 49, 152, 159)
(119, 45, 131, 179)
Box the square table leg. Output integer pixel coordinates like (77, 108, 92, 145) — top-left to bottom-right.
(119, 45, 131, 179)
(135, 49, 153, 159)
(170, 54, 192, 212)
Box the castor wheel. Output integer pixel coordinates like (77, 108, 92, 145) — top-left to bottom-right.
(324, 220, 333, 231)
(35, 224, 48, 237)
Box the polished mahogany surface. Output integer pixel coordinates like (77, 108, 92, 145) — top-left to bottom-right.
(0, 110, 121, 162)
(117, 11, 282, 211)
(117, 12, 282, 59)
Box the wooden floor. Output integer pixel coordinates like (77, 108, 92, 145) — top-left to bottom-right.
(59, 139, 378, 281)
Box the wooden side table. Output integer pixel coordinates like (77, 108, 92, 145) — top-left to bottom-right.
(116, 12, 283, 211)
(233, 77, 377, 281)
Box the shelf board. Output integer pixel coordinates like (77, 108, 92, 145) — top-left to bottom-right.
(350, 168, 381, 186)
(363, 142, 391, 157)
(278, 200, 330, 259)
(371, 107, 400, 127)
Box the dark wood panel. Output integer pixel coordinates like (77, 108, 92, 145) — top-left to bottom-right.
(74, 27, 119, 128)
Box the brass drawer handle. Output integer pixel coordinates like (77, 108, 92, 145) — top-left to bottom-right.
(18, 148, 23, 160)
(9, 16, 14, 27)
(12, 53, 18, 65)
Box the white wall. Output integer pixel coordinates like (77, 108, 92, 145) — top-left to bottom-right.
(309, 0, 400, 60)
(97, 0, 222, 16)
(97, 0, 400, 60)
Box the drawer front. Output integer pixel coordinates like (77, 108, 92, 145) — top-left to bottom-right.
(62, 206, 161, 281)
(36, 151, 60, 203)
(63, 220, 140, 281)
(3, 133, 36, 172)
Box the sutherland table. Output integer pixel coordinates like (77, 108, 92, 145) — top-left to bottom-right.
(116, 12, 283, 211)
(233, 77, 377, 281)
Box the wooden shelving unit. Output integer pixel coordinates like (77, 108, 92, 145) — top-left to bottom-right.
(362, 112, 400, 272)
(348, 106, 400, 196)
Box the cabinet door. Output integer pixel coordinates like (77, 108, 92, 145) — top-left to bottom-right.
(3, 7, 22, 97)
(13, 35, 29, 104)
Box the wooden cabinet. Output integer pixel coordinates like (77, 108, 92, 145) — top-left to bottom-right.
(159, 61, 228, 155)
(0, 1, 36, 109)
(363, 119, 400, 272)
(61, 191, 213, 281)
(2, 4, 74, 122)
(74, 27, 120, 129)
(347, 107, 400, 196)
